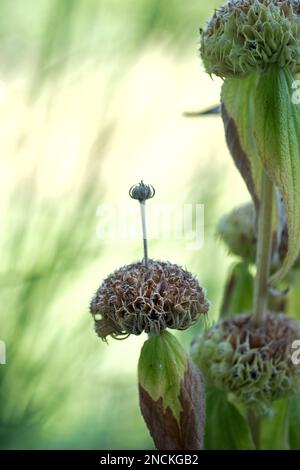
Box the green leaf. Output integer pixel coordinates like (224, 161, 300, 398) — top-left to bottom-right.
(138, 331, 205, 450)
(254, 65, 300, 285)
(220, 261, 254, 317)
(261, 399, 289, 450)
(138, 331, 188, 421)
(288, 396, 300, 449)
(221, 74, 262, 209)
(205, 388, 255, 450)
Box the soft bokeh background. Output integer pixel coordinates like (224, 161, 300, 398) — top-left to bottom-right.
(0, 0, 250, 449)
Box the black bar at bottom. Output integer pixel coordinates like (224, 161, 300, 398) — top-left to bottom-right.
(0, 450, 298, 466)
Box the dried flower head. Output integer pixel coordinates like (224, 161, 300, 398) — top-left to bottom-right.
(191, 312, 300, 415)
(90, 260, 209, 340)
(201, 0, 300, 78)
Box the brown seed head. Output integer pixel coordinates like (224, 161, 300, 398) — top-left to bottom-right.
(90, 260, 209, 340)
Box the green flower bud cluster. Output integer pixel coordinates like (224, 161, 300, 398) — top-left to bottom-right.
(201, 0, 300, 78)
(217, 203, 257, 263)
(217, 202, 300, 270)
(191, 312, 300, 415)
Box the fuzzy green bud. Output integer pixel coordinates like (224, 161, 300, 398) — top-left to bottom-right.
(217, 203, 257, 262)
(201, 0, 300, 78)
(217, 202, 300, 270)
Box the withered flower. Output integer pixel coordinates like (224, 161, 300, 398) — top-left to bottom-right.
(90, 260, 209, 340)
(90, 182, 208, 450)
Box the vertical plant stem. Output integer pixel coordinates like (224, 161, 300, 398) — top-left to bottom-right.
(249, 170, 274, 449)
(247, 410, 261, 450)
(253, 170, 274, 325)
(140, 201, 148, 267)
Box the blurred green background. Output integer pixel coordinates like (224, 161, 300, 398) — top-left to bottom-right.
(0, 0, 251, 449)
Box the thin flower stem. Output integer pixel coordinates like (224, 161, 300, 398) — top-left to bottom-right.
(253, 170, 274, 325)
(140, 201, 148, 267)
(129, 181, 154, 267)
(247, 410, 261, 450)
